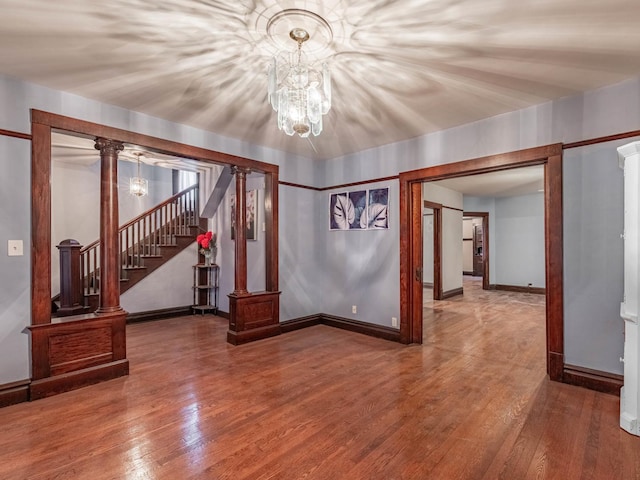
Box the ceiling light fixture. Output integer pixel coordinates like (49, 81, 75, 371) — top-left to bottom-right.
(267, 27, 331, 138)
(129, 152, 149, 197)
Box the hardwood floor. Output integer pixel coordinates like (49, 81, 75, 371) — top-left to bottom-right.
(0, 285, 638, 479)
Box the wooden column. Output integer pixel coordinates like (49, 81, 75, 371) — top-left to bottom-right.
(231, 166, 249, 296)
(94, 138, 124, 314)
(264, 171, 279, 292)
(227, 167, 281, 345)
(31, 122, 52, 325)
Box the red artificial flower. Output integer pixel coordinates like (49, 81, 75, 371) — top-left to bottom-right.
(201, 238, 210, 248)
(205, 231, 213, 240)
(196, 234, 205, 244)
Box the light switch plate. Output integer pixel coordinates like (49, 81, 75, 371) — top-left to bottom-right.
(8, 240, 23, 256)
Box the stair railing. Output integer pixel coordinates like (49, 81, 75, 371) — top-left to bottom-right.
(79, 184, 199, 300)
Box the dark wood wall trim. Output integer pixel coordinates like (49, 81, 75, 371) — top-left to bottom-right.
(321, 314, 401, 342)
(0, 128, 32, 141)
(442, 287, 464, 299)
(279, 181, 323, 191)
(126, 306, 193, 323)
(279, 175, 399, 192)
(30, 360, 129, 401)
(0, 379, 30, 408)
(494, 284, 546, 295)
(281, 314, 401, 342)
(280, 315, 323, 333)
(563, 128, 640, 150)
(563, 364, 623, 396)
(442, 205, 464, 212)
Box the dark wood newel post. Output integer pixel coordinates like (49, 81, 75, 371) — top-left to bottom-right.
(56, 239, 84, 316)
(231, 166, 249, 295)
(94, 137, 124, 314)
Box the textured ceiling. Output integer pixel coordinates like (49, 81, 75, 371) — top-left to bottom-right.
(2, 0, 640, 160)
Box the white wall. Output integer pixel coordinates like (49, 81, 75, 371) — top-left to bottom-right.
(494, 193, 545, 288)
(423, 211, 435, 284)
(423, 183, 464, 294)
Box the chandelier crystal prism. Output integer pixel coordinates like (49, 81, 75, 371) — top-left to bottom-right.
(267, 28, 331, 138)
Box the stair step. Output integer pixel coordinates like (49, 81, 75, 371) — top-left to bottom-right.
(122, 266, 147, 271)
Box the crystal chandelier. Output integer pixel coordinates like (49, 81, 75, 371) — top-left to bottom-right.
(267, 28, 331, 138)
(129, 152, 148, 197)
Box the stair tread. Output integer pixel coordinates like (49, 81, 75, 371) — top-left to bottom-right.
(122, 266, 147, 271)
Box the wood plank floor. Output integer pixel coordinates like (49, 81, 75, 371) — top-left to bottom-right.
(1, 281, 639, 479)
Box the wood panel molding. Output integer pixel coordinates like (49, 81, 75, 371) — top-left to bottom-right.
(563, 364, 623, 396)
(227, 291, 281, 345)
(494, 284, 546, 295)
(0, 379, 30, 408)
(442, 287, 464, 299)
(28, 311, 129, 399)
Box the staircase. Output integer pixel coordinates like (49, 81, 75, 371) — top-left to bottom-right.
(53, 185, 205, 315)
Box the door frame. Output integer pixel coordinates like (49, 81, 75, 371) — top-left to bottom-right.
(399, 144, 564, 381)
(463, 211, 489, 290)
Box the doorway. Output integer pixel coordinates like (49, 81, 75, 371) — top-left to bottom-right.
(399, 144, 564, 381)
(462, 212, 489, 290)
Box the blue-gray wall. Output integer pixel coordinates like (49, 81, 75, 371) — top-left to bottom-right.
(1, 72, 640, 385)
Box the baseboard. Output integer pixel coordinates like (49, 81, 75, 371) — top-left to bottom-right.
(227, 324, 281, 346)
(29, 360, 130, 400)
(494, 284, 546, 295)
(563, 364, 623, 396)
(442, 287, 464, 299)
(126, 306, 192, 323)
(0, 379, 30, 408)
(422, 282, 433, 288)
(217, 309, 230, 319)
(280, 315, 322, 333)
(321, 314, 401, 342)
(462, 271, 474, 276)
(281, 313, 401, 342)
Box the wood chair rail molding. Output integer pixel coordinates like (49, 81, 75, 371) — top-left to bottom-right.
(399, 143, 565, 382)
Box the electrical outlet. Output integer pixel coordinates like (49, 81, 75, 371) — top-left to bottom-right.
(352, 305, 357, 314)
(391, 317, 398, 328)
